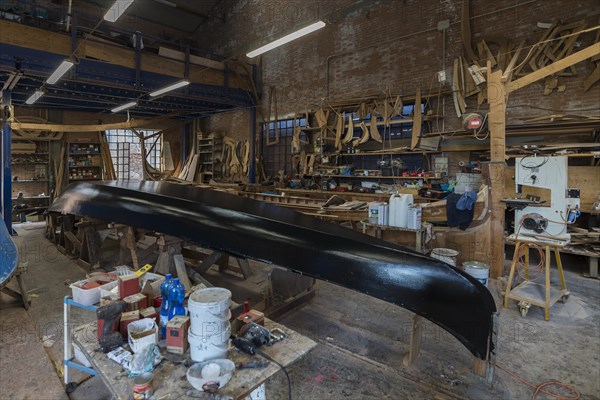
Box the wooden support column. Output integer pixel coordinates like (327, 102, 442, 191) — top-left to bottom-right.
(487, 61, 507, 279)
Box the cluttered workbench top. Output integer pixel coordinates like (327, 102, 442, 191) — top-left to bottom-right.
(74, 318, 316, 400)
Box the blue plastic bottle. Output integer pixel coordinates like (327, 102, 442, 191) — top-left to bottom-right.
(167, 278, 186, 320)
(159, 274, 173, 339)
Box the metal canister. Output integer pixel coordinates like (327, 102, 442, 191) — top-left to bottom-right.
(133, 372, 153, 400)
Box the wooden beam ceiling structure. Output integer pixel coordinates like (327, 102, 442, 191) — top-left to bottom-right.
(0, 19, 250, 91)
(487, 42, 600, 279)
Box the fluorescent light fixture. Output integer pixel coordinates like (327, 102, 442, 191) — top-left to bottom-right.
(149, 80, 190, 97)
(46, 60, 74, 85)
(104, 0, 135, 22)
(246, 21, 326, 58)
(25, 90, 44, 105)
(111, 101, 137, 113)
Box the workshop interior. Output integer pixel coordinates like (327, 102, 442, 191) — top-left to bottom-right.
(0, 0, 599, 399)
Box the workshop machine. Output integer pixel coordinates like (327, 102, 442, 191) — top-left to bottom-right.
(511, 156, 579, 244)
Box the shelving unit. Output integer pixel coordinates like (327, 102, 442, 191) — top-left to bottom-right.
(197, 136, 223, 183)
(11, 140, 52, 221)
(67, 143, 103, 183)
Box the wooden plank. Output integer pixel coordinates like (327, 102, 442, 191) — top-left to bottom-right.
(507, 43, 600, 94)
(583, 62, 600, 92)
(411, 86, 422, 149)
(194, 251, 224, 273)
(173, 255, 191, 291)
(12, 113, 180, 132)
(461, 0, 479, 64)
(502, 39, 527, 82)
(487, 62, 507, 279)
(158, 46, 225, 71)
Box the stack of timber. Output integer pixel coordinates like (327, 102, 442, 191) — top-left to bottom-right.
(565, 226, 600, 257)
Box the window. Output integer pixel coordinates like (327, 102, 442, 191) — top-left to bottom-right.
(262, 117, 306, 178)
(106, 129, 161, 180)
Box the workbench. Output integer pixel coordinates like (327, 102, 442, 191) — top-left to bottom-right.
(73, 318, 316, 399)
(361, 220, 427, 253)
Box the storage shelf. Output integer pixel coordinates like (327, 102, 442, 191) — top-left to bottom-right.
(69, 153, 101, 156)
(300, 174, 436, 180)
(68, 166, 101, 168)
(12, 161, 49, 164)
(13, 180, 49, 183)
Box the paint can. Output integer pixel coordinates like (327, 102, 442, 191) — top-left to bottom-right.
(368, 202, 380, 224)
(430, 248, 459, 267)
(132, 372, 153, 400)
(463, 261, 490, 287)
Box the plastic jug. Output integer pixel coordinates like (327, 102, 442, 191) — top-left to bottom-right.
(167, 278, 186, 320)
(159, 274, 172, 338)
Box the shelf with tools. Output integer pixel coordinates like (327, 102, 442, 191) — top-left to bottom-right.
(67, 143, 103, 183)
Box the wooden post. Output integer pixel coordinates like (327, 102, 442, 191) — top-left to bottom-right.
(487, 61, 507, 278)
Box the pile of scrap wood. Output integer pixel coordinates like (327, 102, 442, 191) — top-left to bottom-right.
(566, 226, 600, 256)
(455, 18, 598, 113)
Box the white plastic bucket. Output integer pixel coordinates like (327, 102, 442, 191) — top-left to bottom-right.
(188, 328, 230, 362)
(431, 248, 459, 267)
(464, 261, 490, 287)
(188, 288, 231, 335)
(188, 324, 231, 345)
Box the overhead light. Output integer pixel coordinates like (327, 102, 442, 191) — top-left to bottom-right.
(104, 0, 135, 22)
(25, 90, 44, 105)
(246, 21, 326, 58)
(149, 80, 190, 97)
(46, 60, 74, 85)
(111, 101, 137, 113)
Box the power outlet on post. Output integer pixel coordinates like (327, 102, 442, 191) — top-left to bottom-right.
(437, 71, 446, 83)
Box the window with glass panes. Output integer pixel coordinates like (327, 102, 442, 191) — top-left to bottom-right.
(262, 116, 306, 178)
(106, 129, 161, 180)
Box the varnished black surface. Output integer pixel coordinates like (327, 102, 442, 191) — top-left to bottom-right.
(49, 181, 496, 359)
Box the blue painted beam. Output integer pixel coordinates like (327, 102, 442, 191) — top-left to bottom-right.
(1, 90, 12, 233)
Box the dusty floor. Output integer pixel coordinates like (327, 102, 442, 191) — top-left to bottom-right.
(1, 224, 599, 400)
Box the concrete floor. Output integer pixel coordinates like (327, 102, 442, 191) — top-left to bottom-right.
(1, 224, 599, 400)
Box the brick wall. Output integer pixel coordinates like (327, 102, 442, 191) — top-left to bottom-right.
(197, 0, 600, 135)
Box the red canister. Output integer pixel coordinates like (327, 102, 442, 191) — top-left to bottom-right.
(133, 372, 153, 400)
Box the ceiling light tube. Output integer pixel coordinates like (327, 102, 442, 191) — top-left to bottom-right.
(111, 101, 137, 113)
(104, 0, 135, 22)
(246, 21, 326, 58)
(46, 60, 74, 85)
(25, 90, 44, 105)
(149, 80, 190, 97)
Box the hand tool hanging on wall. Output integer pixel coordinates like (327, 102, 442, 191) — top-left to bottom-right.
(265, 86, 279, 146)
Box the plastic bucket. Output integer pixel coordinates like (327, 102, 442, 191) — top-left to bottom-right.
(464, 261, 490, 287)
(188, 328, 230, 362)
(188, 288, 231, 335)
(431, 248, 459, 267)
(188, 322, 231, 345)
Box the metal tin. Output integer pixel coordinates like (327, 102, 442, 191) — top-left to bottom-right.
(133, 372, 153, 400)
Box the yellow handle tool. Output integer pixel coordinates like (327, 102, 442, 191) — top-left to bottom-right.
(134, 264, 153, 277)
